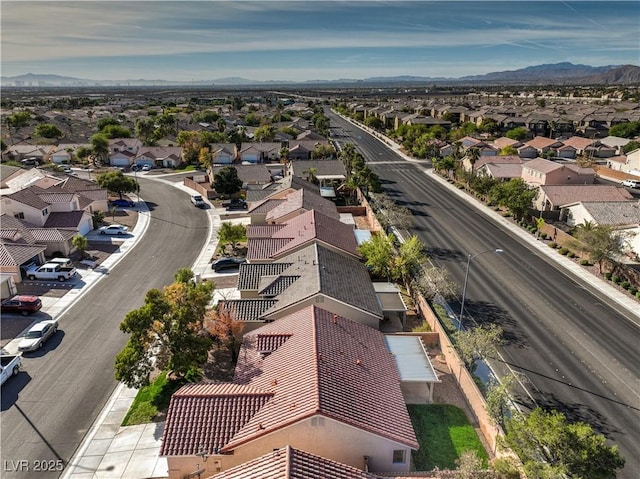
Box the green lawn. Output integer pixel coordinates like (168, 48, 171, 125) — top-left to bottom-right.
(121, 371, 187, 426)
(408, 404, 489, 470)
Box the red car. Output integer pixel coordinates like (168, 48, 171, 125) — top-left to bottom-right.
(1, 295, 43, 316)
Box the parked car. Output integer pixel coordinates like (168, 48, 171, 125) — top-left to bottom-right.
(98, 224, 129, 235)
(190, 194, 205, 208)
(212, 256, 246, 272)
(223, 198, 247, 210)
(111, 198, 135, 207)
(621, 179, 640, 189)
(18, 320, 58, 352)
(1, 354, 22, 385)
(62, 166, 73, 174)
(1, 295, 42, 316)
(131, 164, 141, 172)
(142, 164, 152, 171)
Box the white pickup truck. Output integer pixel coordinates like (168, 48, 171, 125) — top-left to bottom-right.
(1, 354, 22, 386)
(25, 262, 77, 282)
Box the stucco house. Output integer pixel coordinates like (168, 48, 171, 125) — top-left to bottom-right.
(536, 184, 633, 211)
(521, 158, 595, 187)
(108, 138, 142, 167)
(607, 148, 640, 175)
(160, 306, 418, 479)
(135, 146, 183, 168)
(248, 187, 339, 225)
(561, 201, 640, 258)
(238, 142, 281, 163)
(209, 143, 237, 164)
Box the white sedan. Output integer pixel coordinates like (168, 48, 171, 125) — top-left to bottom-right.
(98, 224, 129, 235)
(18, 320, 58, 352)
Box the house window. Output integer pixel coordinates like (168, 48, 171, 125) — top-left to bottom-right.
(42, 208, 48, 216)
(14, 212, 25, 219)
(392, 450, 406, 464)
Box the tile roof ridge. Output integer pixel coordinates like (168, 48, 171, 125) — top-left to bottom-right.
(285, 444, 292, 479)
(311, 306, 322, 412)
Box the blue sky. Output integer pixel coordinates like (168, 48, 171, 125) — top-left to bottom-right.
(1, 1, 638, 82)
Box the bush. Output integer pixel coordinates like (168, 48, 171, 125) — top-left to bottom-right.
(621, 281, 630, 289)
(629, 287, 638, 295)
(636, 291, 640, 299)
(492, 457, 522, 479)
(548, 242, 557, 249)
(579, 259, 591, 266)
(612, 275, 621, 283)
(558, 247, 569, 255)
(567, 251, 576, 258)
(502, 212, 512, 217)
(540, 232, 548, 240)
(604, 272, 613, 280)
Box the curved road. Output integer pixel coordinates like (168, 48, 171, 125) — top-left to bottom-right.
(1, 176, 208, 479)
(328, 110, 640, 477)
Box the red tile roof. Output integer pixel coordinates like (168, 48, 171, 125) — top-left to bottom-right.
(160, 383, 274, 456)
(209, 445, 382, 479)
(227, 306, 417, 451)
(162, 307, 417, 459)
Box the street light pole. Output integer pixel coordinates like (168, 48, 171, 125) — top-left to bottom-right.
(458, 248, 503, 331)
(133, 168, 140, 211)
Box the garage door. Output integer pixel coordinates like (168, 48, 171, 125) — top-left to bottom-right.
(111, 157, 130, 166)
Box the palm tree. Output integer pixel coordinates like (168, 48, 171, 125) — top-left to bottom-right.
(467, 147, 481, 173)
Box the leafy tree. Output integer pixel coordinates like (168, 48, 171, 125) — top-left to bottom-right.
(392, 235, 427, 286)
(34, 123, 63, 139)
(505, 127, 529, 141)
(101, 124, 132, 139)
(608, 121, 640, 139)
(622, 140, 640, 154)
(90, 133, 109, 163)
(217, 222, 247, 253)
(1, 139, 7, 152)
(96, 170, 138, 200)
(455, 450, 486, 478)
(6, 111, 31, 129)
(498, 145, 518, 156)
(570, 222, 630, 273)
(490, 178, 537, 220)
(365, 116, 384, 130)
(358, 232, 396, 281)
(470, 175, 498, 199)
(71, 234, 89, 259)
(479, 118, 499, 135)
(75, 146, 92, 162)
(114, 269, 215, 388)
(453, 324, 504, 371)
(243, 112, 262, 127)
(254, 124, 276, 142)
(135, 118, 156, 145)
(213, 166, 243, 196)
(504, 408, 625, 479)
(96, 117, 119, 131)
(198, 147, 211, 168)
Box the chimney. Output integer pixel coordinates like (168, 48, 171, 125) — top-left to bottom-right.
(332, 314, 338, 324)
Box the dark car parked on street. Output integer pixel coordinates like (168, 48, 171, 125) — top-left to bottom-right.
(111, 199, 135, 207)
(223, 198, 247, 210)
(212, 257, 246, 272)
(1, 295, 43, 316)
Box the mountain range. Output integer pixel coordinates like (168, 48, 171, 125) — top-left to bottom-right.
(2, 63, 639, 87)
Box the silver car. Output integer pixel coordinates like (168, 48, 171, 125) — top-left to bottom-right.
(18, 320, 58, 352)
(98, 224, 129, 235)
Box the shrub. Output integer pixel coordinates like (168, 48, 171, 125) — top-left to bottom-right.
(621, 281, 630, 289)
(502, 212, 512, 217)
(558, 247, 569, 255)
(612, 275, 621, 283)
(579, 259, 591, 266)
(548, 242, 557, 249)
(604, 272, 613, 280)
(567, 251, 576, 258)
(540, 232, 548, 240)
(636, 291, 640, 299)
(629, 287, 638, 295)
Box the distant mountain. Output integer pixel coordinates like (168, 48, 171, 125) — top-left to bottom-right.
(2, 63, 639, 87)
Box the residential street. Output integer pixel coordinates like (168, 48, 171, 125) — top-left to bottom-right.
(0, 177, 208, 479)
(326, 110, 640, 478)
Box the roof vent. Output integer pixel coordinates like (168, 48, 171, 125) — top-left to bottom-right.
(271, 378, 278, 386)
(332, 314, 338, 324)
(356, 358, 362, 366)
(258, 423, 265, 430)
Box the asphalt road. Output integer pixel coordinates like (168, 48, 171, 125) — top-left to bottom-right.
(327, 110, 640, 477)
(0, 176, 208, 479)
